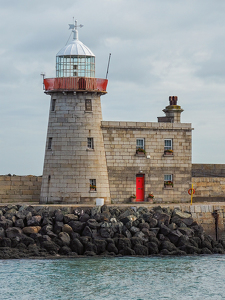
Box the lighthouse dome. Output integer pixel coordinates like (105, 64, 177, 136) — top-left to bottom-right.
(56, 20, 95, 78)
(56, 39, 95, 57)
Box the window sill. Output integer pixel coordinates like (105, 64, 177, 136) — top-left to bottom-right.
(163, 186, 173, 190)
(86, 148, 94, 151)
(85, 111, 93, 113)
(89, 190, 97, 193)
(163, 154, 174, 157)
(135, 153, 146, 157)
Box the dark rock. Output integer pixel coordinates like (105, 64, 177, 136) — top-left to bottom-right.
(107, 242, 118, 254)
(14, 219, 25, 228)
(82, 226, 93, 237)
(134, 244, 148, 255)
(58, 232, 70, 246)
(149, 228, 160, 235)
(139, 223, 150, 230)
(178, 227, 194, 237)
(94, 239, 107, 254)
(16, 211, 26, 220)
(134, 231, 149, 243)
(117, 238, 131, 250)
(23, 226, 41, 235)
(153, 212, 170, 226)
(27, 215, 42, 226)
(42, 241, 59, 254)
(84, 251, 96, 256)
(63, 214, 78, 223)
(0, 219, 13, 230)
(122, 227, 132, 238)
(59, 246, 72, 255)
(68, 221, 86, 233)
(0, 237, 11, 247)
(70, 232, 80, 240)
(201, 247, 212, 254)
(109, 207, 121, 218)
(42, 218, 52, 226)
(177, 235, 190, 248)
(167, 230, 183, 245)
(130, 237, 143, 247)
(160, 241, 177, 252)
(54, 210, 64, 222)
(87, 219, 100, 229)
(91, 206, 102, 218)
(70, 238, 84, 255)
(120, 215, 137, 225)
(6, 227, 22, 239)
(79, 214, 90, 223)
(119, 247, 135, 256)
(39, 224, 53, 235)
(201, 240, 213, 252)
(85, 242, 97, 253)
(53, 221, 64, 234)
(0, 227, 5, 238)
(147, 242, 159, 254)
(100, 227, 113, 239)
(149, 236, 160, 246)
(168, 223, 177, 230)
(160, 249, 170, 255)
(159, 224, 171, 236)
(130, 226, 140, 235)
(21, 235, 35, 247)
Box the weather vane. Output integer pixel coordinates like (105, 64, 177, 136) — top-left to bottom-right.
(69, 18, 83, 40)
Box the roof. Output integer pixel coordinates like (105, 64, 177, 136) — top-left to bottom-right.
(56, 39, 95, 57)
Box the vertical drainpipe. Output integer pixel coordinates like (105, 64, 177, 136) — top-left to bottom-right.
(212, 210, 219, 241)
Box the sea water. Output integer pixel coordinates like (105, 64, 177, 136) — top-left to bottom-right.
(0, 255, 225, 300)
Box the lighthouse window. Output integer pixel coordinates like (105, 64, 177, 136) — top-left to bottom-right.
(85, 99, 92, 111)
(87, 138, 94, 149)
(136, 138, 145, 151)
(48, 138, 52, 150)
(51, 99, 56, 111)
(90, 179, 96, 191)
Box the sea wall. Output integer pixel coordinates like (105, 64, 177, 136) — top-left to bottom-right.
(192, 164, 225, 202)
(0, 204, 225, 259)
(0, 176, 42, 203)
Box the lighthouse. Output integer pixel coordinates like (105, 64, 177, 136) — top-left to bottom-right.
(40, 20, 111, 204)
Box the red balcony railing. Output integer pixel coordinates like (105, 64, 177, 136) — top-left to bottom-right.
(44, 77, 108, 92)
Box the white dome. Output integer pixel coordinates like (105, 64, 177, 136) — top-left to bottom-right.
(57, 39, 95, 57)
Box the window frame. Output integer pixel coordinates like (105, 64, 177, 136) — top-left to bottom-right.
(48, 137, 52, 150)
(164, 139, 173, 151)
(164, 174, 173, 188)
(87, 137, 94, 150)
(89, 179, 96, 191)
(51, 99, 56, 112)
(85, 99, 92, 112)
(136, 138, 145, 151)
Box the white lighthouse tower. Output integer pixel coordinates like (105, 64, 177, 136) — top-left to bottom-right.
(40, 20, 110, 204)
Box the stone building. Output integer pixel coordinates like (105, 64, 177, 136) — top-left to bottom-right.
(40, 21, 193, 204)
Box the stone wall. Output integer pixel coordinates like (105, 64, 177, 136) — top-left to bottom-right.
(102, 121, 193, 204)
(192, 164, 225, 202)
(0, 175, 42, 203)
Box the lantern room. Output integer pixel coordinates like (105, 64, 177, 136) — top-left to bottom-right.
(56, 20, 95, 78)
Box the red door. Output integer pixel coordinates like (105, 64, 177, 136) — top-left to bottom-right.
(136, 174, 145, 201)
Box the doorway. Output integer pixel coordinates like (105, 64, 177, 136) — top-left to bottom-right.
(136, 174, 145, 201)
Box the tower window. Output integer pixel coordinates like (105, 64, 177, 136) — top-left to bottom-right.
(164, 139, 173, 154)
(87, 138, 94, 149)
(51, 99, 56, 111)
(85, 99, 92, 111)
(48, 138, 52, 150)
(90, 179, 96, 191)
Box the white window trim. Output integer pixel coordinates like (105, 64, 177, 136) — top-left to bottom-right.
(136, 138, 145, 150)
(164, 139, 173, 151)
(87, 137, 94, 150)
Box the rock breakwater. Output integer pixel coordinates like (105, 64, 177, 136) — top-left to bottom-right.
(0, 204, 224, 259)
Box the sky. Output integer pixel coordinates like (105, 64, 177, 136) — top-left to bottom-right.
(0, 0, 225, 175)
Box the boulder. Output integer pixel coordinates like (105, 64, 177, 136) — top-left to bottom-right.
(63, 214, 78, 223)
(70, 238, 84, 255)
(160, 240, 177, 252)
(130, 237, 143, 247)
(82, 226, 93, 237)
(58, 232, 70, 246)
(117, 238, 131, 251)
(147, 242, 159, 254)
(153, 212, 170, 225)
(6, 227, 22, 239)
(119, 247, 135, 256)
(79, 214, 90, 223)
(85, 242, 97, 254)
(0, 227, 5, 238)
(94, 239, 107, 254)
(59, 246, 72, 255)
(54, 210, 64, 222)
(27, 215, 42, 226)
(167, 230, 183, 245)
(42, 241, 59, 254)
(23, 226, 41, 235)
(53, 221, 64, 234)
(68, 221, 86, 233)
(134, 231, 149, 243)
(100, 227, 113, 238)
(172, 209, 192, 219)
(134, 244, 148, 255)
(120, 215, 137, 225)
(15, 219, 25, 228)
(107, 242, 118, 254)
(62, 224, 73, 234)
(87, 219, 100, 229)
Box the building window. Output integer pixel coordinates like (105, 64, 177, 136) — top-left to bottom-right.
(164, 174, 173, 188)
(164, 139, 173, 154)
(48, 137, 52, 150)
(51, 99, 56, 111)
(87, 137, 94, 149)
(90, 179, 96, 191)
(136, 138, 145, 154)
(85, 99, 92, 111)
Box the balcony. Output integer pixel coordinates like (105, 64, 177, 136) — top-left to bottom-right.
(43, 77, 108, 93)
